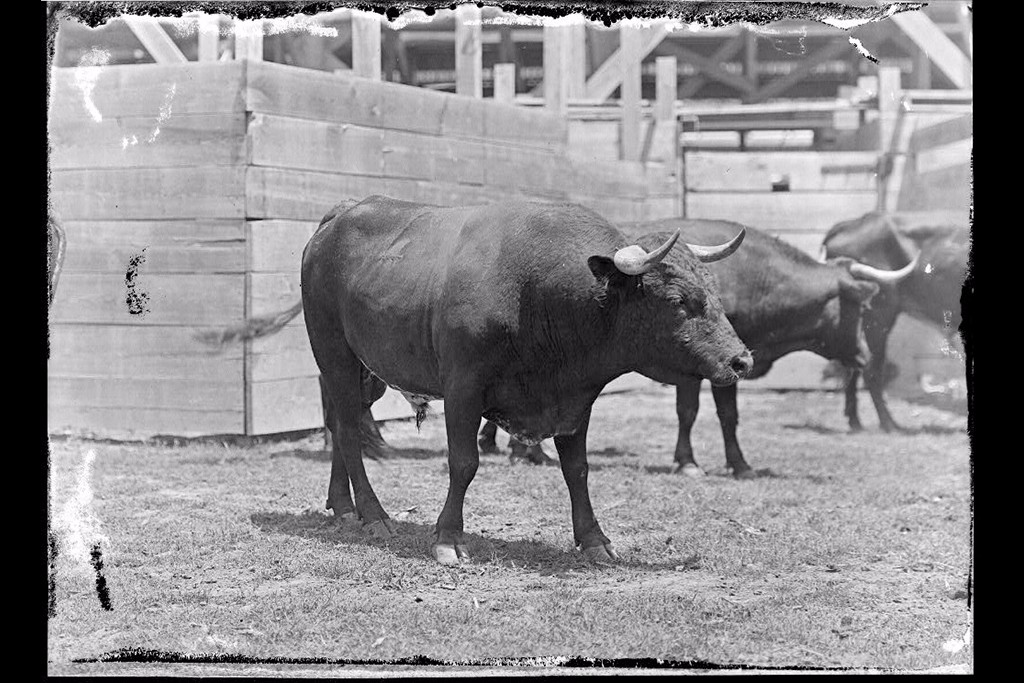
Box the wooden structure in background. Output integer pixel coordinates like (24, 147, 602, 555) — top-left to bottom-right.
(48, 60, 679, 437)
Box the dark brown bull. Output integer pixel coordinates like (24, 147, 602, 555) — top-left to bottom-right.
(822, 212, 969, 432)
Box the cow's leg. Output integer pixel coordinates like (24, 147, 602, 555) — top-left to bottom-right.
(358, 367, 398, 460)
(711, 383, 754, 479)
(319, 346, 396, 539)
(478, 419, 499, 454)
(673, 376, 705, 477)
(320, 378, 356, 527)
(432, 389, 483, 565)
(862, 311, 902, 433)
(844, 368, 864, 432)
(554, 408, 617, 562)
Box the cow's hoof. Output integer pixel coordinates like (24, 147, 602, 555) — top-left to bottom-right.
(526, 447, 559, 467)
(432, 543, 470, 565)
(581, 543, 620, 563)
(336, 511, 361, 528)
(478, 440, 500, 455)
(365, 518, 397, 539)
(848, 424, 864, 434)
(732, 468, 758, 480)
(676, 463, 706, 478)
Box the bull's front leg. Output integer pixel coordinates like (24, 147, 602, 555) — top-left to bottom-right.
(433, 391, 483, 565)
(711, 383, 755, 479)
(673, 376, 705, 477)
(554, 408, 618, 562)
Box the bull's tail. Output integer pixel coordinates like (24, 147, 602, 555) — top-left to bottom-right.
(195, 299, 304, 348)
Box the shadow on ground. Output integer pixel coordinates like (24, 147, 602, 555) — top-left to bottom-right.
(269, 446, 447, 463)
(249, 510, 681, 574)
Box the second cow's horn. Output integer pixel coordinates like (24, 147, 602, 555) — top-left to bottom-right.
(685, 228, 746, 263)
(848, 253, 919, 284)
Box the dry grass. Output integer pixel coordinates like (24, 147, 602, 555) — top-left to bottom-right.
(47, 385, 972, 674)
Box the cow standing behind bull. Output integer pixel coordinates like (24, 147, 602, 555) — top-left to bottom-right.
(484, 219, 916, 478)
(302, 196, 752, 565)
(822, 212, 969, 432)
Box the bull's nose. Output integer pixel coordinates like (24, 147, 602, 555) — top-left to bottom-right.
(730, 351, 753, 378)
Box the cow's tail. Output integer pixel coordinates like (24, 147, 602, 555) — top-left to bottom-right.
(195, 299, 304, 349)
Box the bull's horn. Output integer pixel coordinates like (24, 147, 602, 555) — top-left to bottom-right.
(848, 253, 919, 284)
(685, 228, 746, 263)
(613, 230, 681, 275)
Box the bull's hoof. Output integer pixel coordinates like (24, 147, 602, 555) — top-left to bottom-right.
(732, 468, 758, 480)
(675, 463, 707, 478)
(365, 518, 397, 539)
(581, 543, 620, 563)
(336, 511, 361, 528)
(478, 439, 500, 455)
(847, 422, 864, 434)
(432, 543, 471, 565)
(525, 446, 558, 467)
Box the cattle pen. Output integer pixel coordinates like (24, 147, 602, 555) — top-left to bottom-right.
(47, 4, 972, 675)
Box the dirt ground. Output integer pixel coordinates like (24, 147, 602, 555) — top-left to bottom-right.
(47, 385, 972, 675)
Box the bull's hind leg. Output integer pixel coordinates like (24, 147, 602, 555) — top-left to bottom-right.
(673, 376, 706, 477)
(432, 388, 484, 565)
(554, 407, 618, 563)
(862, 312, 902, 433)
(478, 420, 499, 454)
(844, 368, 864, 432)
(319, 347, 396, 539)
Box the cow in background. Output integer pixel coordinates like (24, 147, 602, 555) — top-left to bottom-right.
(822, 211, 969, 432)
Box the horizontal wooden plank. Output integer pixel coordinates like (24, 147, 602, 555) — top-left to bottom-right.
(684, 151, 879, 192)
(51, 167, 246, 220)
(640, 196, 680, 222)
(915, 137, 971, 175)
(250, 272, 302, 319)
(49, 376, 242, 412)
(49, 404, 244, 439)
(60, 220, 245, 273)
(49, 324, 243, 381)
(686, 192, 878, 234)
(246, 61, 565, 148)
(249, 325, 317, 383)
(568, 120, 620, 162)
(248, 113, 384, 176)
(248, 375, 324, 435)
(383, 131, 489, 186)
(249, 220, 316, 273)
(908, 113, 972, 153)
(50, 272, 244, 326)
(245, 166, 385, 221)
(897, 164, 972, 215)
(49, 113, 247, 169)
(49, 62, 246, 121)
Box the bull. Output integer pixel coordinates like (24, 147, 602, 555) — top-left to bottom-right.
(302, 196, 751, 564)
(484, 219, 917, 478)
(821, 211, 969, 432)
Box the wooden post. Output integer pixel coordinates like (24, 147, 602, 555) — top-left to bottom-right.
(351, 11, 382, 80)
(877, 62, 903, 211)
(493, 63, 516, 103)
(655, 56, 676, 121)
(543, 24, 568, 115)
(198, 14, 219, 62)
(567, 17, 587, 98)
(455, 4, 482, 98)
(620, 24, 642, 162)
(233, 18, 263, 61)
(743, 28, 758, 93)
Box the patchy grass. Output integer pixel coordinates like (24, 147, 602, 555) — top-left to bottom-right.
(48, 386, 972, 674)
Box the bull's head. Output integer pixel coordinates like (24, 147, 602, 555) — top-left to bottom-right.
(588, 229, 752, 386)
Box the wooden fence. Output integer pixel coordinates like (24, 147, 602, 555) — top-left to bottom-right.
(48, 60, 680, 437)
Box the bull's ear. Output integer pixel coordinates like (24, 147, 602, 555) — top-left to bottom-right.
(839, 278, 879, 304)
(588, 255, 630, 289)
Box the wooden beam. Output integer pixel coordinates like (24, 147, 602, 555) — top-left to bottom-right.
(743, 28, 758, 90)
(676, 33, 746, 99)
(123, 16, 188, 64)
(655, 55, 677, 121)
(233, 18, 263, 61)
(351, 11, 382, 80)
(585, 23, 670, 101)
(454, 4, 482, 97)
(747, 38, 850, 103)
(493, 63, 516, 103)
(567, 18, 587, 98)
(891, 10, 971, 88)
(197, 14, 220, 62)
(543, 24, 568, 115)
(620, 24, 642, 162)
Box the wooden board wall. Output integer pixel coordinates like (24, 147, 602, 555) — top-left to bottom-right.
(49, 61, 682, 437)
